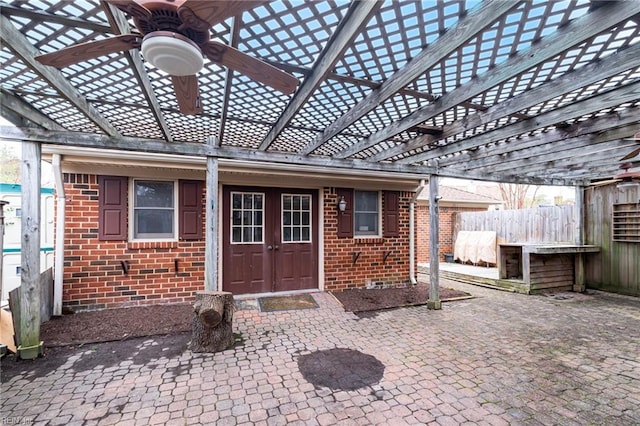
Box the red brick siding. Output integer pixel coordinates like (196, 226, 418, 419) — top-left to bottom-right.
(323, 188, 413, 292)
(61, 174, 205, 311)
(59, 178, 417, 310)
(416, 205, 487, 262)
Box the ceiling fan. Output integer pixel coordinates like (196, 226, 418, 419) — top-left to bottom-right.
(34, 0, 299, 114)
(620, 131, 640, 161)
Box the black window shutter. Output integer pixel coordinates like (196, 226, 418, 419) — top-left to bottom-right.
(336, 188, 353, 238)
(383, 191, 400, 237)
(179, 180, 203, 240)
(98, 175, 127, 240)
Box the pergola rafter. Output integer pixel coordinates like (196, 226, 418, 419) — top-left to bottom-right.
(0, 13, 121, 137)
(335, 0, 640, 160)
(399, 80, 640, 165)
(101, 2, 173, 142)
(299, 0, 519, 156)
(370, 41, 640, 162)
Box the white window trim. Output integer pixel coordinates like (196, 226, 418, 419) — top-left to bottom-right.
(129, 178, 178, 242)
(353, 190, 382, 238)
(230, 191, 265, 245)
(281, 193, 313, 244)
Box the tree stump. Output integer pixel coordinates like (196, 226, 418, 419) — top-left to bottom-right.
(190, 291, 235, 353)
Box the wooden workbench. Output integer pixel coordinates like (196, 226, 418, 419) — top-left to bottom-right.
(498, 244, 600, 293)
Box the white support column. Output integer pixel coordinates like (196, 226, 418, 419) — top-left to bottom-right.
(52, 154, 65, 316)
(428, 175, 441, 310)
(205, 141, 219, 292)
(19, 141, 43, 359)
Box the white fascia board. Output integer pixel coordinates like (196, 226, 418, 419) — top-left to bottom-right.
(42, 145, 423, 190)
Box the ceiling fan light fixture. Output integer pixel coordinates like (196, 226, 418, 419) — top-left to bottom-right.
(141, 31, 203, 76)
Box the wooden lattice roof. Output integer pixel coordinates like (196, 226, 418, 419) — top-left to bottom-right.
(1, 0, 639, 185)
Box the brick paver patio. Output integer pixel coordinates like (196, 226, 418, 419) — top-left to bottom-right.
(2, 278, 639, 425)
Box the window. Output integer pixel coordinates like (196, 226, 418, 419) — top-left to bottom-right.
(231, 192, 264, 244)
(282, 194, 312, 242)
(354, 190, 379, 236)
(99, 176, 202, 241)
(133, 180, 175, 239)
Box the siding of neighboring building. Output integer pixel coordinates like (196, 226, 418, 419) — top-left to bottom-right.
(1, 183, 55, 302)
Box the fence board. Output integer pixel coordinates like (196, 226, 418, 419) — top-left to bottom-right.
(454, 205, 575, 245)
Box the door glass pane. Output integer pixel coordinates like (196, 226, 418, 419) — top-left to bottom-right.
(253, 227, 262, 242)
(282, 194, 311, 243)
(232, 194, 242, 209)
(231, 192, 264, 243)
(243, 194, 253, 209)
(232, 211, 241, 226)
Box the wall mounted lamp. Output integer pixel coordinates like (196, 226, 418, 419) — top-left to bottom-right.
(337, 196, 347, 213)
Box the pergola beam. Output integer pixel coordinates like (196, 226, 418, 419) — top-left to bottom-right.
(370, 41, 640, 162)
(258, 0, 382, 151)
(0, 14, 121, 137)
(0, 125, 428, 176)
(459, 124, 639, 174)
(0, 89, 65, 130)
(337, 0, 640, 159)
(399, 80, 640, 164)
(0, 2, 112, 33)
(436, 107, 640, 168)
(299, 0, 519, 155)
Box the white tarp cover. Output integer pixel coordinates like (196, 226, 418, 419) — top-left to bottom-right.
(454, 231, 497, 265)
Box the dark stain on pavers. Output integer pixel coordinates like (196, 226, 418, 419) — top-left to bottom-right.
(0, 333, 190, 382)
(298, 348, 384, 391)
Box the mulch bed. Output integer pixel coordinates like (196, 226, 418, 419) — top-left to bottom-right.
(35, 285, 471, 347)
(331, 283, 471, 313)
(40, 304, 193, 347)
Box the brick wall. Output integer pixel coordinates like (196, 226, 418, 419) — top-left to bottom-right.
(416, 204, 487, 263)
(323, 188, 413, 292)
(61, 174, 205, 311)
(59, 177, 416, 310)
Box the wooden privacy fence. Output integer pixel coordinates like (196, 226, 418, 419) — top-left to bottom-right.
(453, 205, 575, 244)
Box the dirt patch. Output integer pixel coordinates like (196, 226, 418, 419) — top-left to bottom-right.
(331, 283, 471, 313)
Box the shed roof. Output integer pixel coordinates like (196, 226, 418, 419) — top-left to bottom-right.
(418, 185, 502, 205)
(1, 0, 639, 186)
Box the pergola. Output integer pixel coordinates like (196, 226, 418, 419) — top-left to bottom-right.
(1, 0, 638, 183)
(0, 0, 639, 357)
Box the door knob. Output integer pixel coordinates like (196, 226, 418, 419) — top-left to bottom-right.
(267, 245, 273, 250)
(274, 245, 280, 250)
